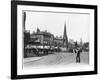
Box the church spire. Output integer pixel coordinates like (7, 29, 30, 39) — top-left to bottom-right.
(63, 21, 68, 48)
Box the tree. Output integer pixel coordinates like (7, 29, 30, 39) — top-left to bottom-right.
(83, 42, 89, 51)
(75, 41, 78, 47)
(83, 42, 89, 48)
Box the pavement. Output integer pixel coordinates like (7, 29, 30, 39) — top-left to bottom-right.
(24, 52, 89, 68)
(24, 57, 42, 63)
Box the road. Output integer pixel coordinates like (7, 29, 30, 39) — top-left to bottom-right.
(24, 52, 89, 68)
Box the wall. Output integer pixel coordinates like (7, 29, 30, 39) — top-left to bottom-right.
(0, 0, 99, 80)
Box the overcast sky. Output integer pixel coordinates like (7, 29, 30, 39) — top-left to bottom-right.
(25, 11, 90, 42)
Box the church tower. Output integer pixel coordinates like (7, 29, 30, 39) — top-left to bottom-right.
(63, 22, 68, 49)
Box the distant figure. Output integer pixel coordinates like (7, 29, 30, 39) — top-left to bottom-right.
(76, 48, 82, 63)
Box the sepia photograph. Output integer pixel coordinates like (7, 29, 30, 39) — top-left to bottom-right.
(11, 1, 97, 79)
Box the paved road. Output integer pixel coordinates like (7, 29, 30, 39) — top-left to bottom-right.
(24, 52, 89, 68)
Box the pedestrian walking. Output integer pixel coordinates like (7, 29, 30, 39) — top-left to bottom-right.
(76, 48, 81, 63)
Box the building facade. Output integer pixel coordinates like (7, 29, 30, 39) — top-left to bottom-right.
(30, 28, 54, 46)
(30, 22, 69, 49)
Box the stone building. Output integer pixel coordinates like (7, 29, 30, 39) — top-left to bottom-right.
(30, 28, 54, 46)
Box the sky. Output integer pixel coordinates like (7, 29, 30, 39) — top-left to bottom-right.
(25, 11, 90, 42)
